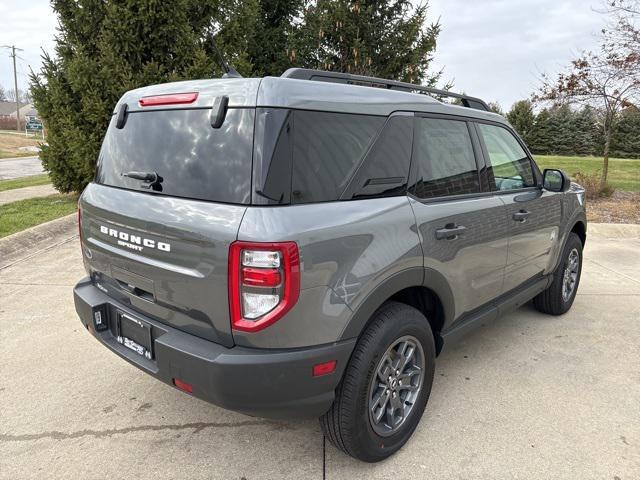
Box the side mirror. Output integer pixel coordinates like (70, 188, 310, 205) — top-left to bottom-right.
(543, 168, 570, 192)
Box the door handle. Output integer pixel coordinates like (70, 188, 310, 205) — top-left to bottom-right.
(435, 224, 467, 240)
(512, 210, 530, 222)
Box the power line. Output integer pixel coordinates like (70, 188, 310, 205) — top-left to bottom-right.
(1, 44, 24, 132)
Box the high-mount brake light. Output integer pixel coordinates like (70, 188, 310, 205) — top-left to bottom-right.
(138, 92, 198, 107)
(229, 241, 300, 332)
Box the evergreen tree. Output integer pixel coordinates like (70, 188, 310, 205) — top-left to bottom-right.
(487, 101, 503, 115)
(506, 100, 535, 145)
(572, 106, 598, 156)
(206, 0, 260, 76)
(528, 108, 554, 155)
(610, 106, 640, 158)
(547, 104, 576, 156)
(248, 0, 303, 76)
(292, 0, 441, 84)
(30, 0, 252, 193)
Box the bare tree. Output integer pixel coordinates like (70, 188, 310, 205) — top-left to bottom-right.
(6, 88, 32, 104)
(536, 4, 639, 188)
(600, 1, 639, 56)
(605, 0, 639, 16)
(0, 84, 7, 102)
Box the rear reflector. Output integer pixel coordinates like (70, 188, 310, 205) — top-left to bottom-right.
(312, 360, 337, 377)
(139, 92, 198, 107)
(172, 378, 193, 394)
(242, 267, 281, 287)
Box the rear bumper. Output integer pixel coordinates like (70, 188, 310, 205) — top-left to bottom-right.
(74, 278, 355, 419)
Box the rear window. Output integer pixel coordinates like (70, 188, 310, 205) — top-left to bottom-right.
(96, 108, 254, 204)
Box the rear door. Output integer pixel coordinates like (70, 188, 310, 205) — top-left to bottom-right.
(80, 105, 255, 347)
(409, 115, 509, 323)
(475, 122, 562, 292)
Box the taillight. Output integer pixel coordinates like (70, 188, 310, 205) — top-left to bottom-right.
(138, 92, 198, 107)
(229, 241, 300, 332)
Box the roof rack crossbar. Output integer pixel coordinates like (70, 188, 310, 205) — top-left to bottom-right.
(281, 68, 490, 112)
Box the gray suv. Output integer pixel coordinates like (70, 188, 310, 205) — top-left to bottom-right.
(74, 68, 587, 462)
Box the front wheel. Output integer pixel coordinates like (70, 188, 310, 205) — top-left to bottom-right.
(534, 232, 583, 315)
(320, 302, 435, 462)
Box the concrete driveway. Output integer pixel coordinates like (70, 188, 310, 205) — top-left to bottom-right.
(1, 230, 639, 479)
(0, 156, 44, 180)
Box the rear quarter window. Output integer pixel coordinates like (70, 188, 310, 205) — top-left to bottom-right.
(96, 108, 254, 204)
(290, 111, 385, 204)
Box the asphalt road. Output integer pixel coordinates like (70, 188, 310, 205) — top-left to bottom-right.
(1, 231, 639, 479)
(0, 156, 44, 180)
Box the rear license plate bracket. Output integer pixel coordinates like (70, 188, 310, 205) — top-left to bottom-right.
(116, 312, 153, 360)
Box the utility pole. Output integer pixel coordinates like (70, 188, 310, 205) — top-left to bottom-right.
(2, 45, 24, 132)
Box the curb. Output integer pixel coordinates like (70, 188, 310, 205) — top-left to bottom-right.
(0, 213, 77, 270)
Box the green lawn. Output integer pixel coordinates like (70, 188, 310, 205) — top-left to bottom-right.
(0, 174, 51, 192)
(534, 155, 640, 192)
(0, 194, 77, 238)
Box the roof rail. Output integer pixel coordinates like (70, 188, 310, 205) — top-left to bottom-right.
(281, 68, 490, 112)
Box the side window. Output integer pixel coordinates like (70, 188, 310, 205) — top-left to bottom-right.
(342, 115, 413, 199)
(477, 123, 536, 191)
(411, 117, 480, 199)
(291, 111, 385, 204)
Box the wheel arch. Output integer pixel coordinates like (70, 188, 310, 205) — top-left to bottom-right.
(339, 267, 455, 356)
(571, 219, 586, 247)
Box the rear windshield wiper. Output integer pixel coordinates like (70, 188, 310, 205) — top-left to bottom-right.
(122, 171, 163, 190)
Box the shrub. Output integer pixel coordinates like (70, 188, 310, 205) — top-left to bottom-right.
(573, 171, 615, 199)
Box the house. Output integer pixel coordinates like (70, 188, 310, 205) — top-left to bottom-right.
(0, 102, 38, 121)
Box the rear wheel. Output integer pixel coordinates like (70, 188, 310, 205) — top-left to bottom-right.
(534, 232, 583, 315)
(320, 302, 435, 462)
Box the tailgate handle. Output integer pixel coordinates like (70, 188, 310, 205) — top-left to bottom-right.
(111, 266, 156, 302)
(117, 280, 155, 302)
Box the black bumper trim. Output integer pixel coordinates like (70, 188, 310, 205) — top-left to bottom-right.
(74, 278, 355, 419)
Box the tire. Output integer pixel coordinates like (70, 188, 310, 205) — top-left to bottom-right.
(533, 232, 583, 315)
(320, 301, 435, 462)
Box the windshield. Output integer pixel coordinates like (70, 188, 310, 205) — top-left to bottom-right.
(96, 108, 254, 204)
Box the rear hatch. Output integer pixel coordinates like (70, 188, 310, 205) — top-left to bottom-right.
(79, 80, 259, 347)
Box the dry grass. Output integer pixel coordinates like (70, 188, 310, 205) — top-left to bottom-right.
(586, 191, 640, 224)
(0, 132, 43, 159)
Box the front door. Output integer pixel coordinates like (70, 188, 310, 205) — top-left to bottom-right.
(475, 122, 562, 292)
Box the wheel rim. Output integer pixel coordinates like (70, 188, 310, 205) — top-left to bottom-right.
(368, 335, 425, 437)
(562, 248, 580, 302)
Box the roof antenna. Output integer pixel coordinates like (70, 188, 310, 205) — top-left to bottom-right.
(211, 34, 242, 78)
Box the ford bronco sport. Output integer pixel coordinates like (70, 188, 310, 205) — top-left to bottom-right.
(74, 68, 587, 462)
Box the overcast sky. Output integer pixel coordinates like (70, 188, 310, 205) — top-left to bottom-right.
(1, 0, 606, 109)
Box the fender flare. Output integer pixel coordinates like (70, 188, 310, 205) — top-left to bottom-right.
(552, 213, 587, 273)
(339, 267, 456, 340)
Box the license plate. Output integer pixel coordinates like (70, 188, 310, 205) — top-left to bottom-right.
(116, 312, 153, 360)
